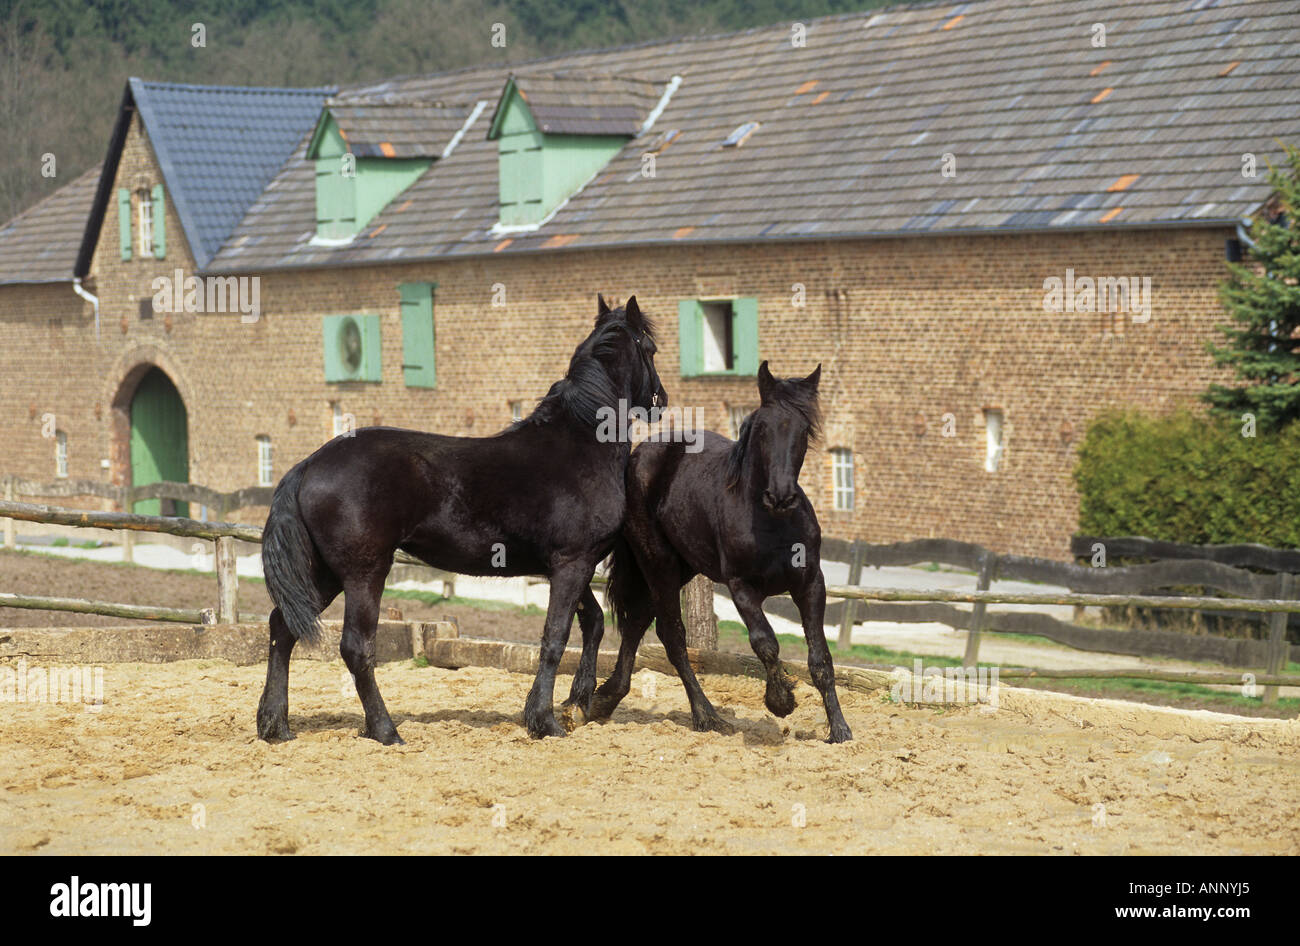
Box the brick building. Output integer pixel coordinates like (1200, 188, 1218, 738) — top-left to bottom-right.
(1, 0, 1297, 557)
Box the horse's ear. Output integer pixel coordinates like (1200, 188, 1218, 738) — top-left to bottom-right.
(597, 294, 611, 318)
(757, 360, 776, 404)
(625, 295, 641, 322)
(804, 364, 821, 390)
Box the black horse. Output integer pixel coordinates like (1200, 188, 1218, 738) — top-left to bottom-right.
(257, 295, 665, 743)
(588, 362, 852, 743)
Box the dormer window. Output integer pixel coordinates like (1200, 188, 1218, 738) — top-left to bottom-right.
(486, 74, 670, 230)
(306, 98, 480, 244)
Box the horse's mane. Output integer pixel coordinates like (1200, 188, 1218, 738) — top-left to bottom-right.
(725, 372, 822, 489)
(513, 305, 657, 430)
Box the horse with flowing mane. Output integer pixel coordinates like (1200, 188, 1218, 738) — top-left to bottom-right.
(257, 295, 665, 743)
(590, 362, 852, 743)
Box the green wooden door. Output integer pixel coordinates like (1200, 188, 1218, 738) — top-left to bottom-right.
(130, 368, 189, 516)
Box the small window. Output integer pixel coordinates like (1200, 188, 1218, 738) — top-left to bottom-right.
(702, 301, 735, 372)
(55, 431, 68, 478)
(984, 410, 1004, 473)
(678, 298, 759, 377)
(332, 402, 353, 439)
(256, 435, 273, 486)
(138, 190, 153, 257)
(510, 400, 524, 423)
(728, 404, 753, 439)
(831, 448, 854, 511)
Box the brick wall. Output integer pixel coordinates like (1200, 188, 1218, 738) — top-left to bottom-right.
(0, 111, 1237, 557)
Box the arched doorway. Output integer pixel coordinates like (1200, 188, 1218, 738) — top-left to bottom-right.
(129, 367, 189, 516)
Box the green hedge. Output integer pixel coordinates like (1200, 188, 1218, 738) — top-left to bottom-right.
(1074, 410, 1300, 548)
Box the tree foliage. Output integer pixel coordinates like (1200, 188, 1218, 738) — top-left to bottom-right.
(1204, 143, 1300, 433)
(1074, 409, 1300, 548)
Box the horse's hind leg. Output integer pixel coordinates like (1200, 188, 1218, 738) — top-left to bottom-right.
(588, 595, 653, 721)
(341, 569, 403, 745)
(563, 585, 605, 715)
(728, 579, 798, 719)
(256, 609, 298, 741)
(257, 571, 339, 742)
(649, 575, 730, 734)
(791, 569, 852, 743)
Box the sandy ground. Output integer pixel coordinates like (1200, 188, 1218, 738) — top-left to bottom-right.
(2, 657, 1296, 855)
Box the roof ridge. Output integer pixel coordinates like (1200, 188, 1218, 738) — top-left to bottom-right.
(131, 77, 337, 95)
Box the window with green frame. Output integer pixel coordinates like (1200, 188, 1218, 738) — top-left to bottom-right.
(677, 297, 759, 377)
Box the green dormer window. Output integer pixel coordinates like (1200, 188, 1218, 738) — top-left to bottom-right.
(307, 100, 480, 243)
(487, 74, 671, 229)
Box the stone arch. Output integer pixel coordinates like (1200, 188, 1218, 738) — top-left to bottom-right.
(104, 345, 197, 504)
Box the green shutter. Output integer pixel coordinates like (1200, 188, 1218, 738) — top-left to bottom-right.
(399, 282, 436, 388)
(315, 162, 335, 232)
(678, 300, 703, 377)
(361, 312, 382, 381)
(732, 297, 759, 376)
(151, 184, 166, 258)
(117, 188, 132, 260)
(315, 159, 357, 240)
(338, 165, 356, 234)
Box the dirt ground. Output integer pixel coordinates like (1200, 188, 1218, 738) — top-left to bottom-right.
(1, 656, 1296, 855)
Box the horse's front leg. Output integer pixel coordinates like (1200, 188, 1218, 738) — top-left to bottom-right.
(728, 579, 798, 718)
(562, 584, 605, 717)
(791, 568, 852, 743)
(523, 562, 591, 738)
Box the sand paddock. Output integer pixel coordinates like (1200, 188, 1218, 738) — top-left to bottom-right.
(1, 656, 1297, 855)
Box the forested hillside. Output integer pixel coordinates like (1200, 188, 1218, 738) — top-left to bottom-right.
(0, 0, 899, 224)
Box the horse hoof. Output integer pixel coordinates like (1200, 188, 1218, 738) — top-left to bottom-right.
(366, 727, 404, 745)
(765, 687, 797, 718)
(826, 722, 853, 744)
(695, 713, 735, 735)
(257, 715, 294, 743)
(525, 712, 567, 739)
(560, 701, 588, 732)
(587, 691, 622, 721)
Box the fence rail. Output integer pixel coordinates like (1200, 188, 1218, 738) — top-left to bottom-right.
(3, 490, 1299, 703)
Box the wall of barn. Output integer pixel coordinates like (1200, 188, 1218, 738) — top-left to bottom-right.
(0, 111, 1237, 558)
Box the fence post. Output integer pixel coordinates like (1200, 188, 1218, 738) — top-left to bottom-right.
(682, 574, 718, 652)
(1263, 571, 1293, 705)
(2, 479, 14, 549)
(962, 550, 997, 668)
(215, 535, 238, 624)
(837, 540, 865, 650)
(121, 487, 134, 563)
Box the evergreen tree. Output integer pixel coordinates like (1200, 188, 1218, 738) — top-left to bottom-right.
(1205, 143, 1300, 432)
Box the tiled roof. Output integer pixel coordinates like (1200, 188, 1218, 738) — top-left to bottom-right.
(324, 100, 474, 158)
(128, 78, 336, 268)
(0, 165, 100, 285)
(506, 74, 663, 135)
(208, 0, 1300, 273)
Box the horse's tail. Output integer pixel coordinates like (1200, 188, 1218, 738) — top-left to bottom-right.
(604, 534, 652, 632)
(262, 460, 324, 646)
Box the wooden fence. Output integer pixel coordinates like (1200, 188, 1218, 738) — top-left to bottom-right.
(2, 486, 1300, 702)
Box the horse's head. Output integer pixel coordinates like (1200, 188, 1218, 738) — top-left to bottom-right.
(726, 361, 821, 515)
(547, 294, 666, 431)
(590, 293, 667, 413)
